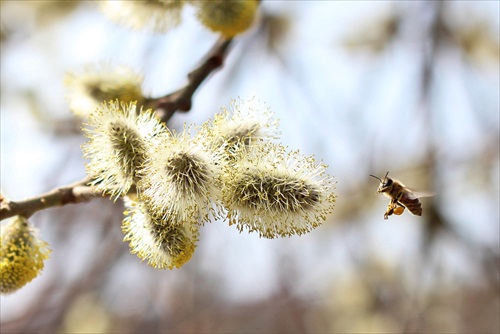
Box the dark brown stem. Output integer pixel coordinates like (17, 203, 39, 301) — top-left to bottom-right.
(0, 178, 100, 221)
(148, 37, 233, 123)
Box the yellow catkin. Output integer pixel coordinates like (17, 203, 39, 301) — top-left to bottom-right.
(195, 0, 259, 38)
(1, 216, 51, 294)
(122, 197, 199, 270)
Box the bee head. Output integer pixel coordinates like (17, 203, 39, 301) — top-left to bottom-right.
(370, 171, 392, 193)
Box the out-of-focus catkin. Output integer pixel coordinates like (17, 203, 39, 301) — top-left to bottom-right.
(99, 0, 186, 33)
(64, 64, 144, 117)
(1, 216, 51, 294)
(194, 0, 259, 38)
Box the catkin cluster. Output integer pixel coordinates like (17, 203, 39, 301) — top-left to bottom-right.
(99, 0, 259, 37)
(82, 98, 336, 269)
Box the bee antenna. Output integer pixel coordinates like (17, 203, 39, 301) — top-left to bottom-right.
(384, 171, 389, 179)
(369, 174, 382, 182)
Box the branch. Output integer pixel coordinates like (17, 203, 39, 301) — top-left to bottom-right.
(149, 37, 233, 123)
(0, 178, 100, 221)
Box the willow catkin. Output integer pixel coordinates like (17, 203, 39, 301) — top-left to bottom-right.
(82, 100, 166, 200)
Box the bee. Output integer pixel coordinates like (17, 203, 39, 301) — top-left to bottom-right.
(370, 172, 429, 220)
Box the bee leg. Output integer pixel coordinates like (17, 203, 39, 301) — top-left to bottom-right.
(384, 200, 397, 219)
(384, 208, 393, 219)
(384, 198, 403, 219)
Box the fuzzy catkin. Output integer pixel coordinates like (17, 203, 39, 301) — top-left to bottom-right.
(222, 143, 336, 238)
(82, 100, 166, 200)
(137, 127, 224, 226)
(122, 196, 198, 269)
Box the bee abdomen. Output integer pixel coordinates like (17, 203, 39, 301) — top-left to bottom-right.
(399, 197, 422, 216)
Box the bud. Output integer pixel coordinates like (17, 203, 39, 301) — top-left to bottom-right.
(222, 143, 336, 238)
(82, 100, 166, 200)
(65, 64, 144, 117)
(122, 196, 198, 269)
(194, 0, 259, 38)
(1, 216, 51, 294)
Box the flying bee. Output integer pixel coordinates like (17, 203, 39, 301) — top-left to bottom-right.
(370, 172, 430, 220)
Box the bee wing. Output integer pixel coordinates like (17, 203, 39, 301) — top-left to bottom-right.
(406, 190, 435, 199)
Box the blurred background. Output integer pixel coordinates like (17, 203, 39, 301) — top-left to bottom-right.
(1, 1, 498, 333)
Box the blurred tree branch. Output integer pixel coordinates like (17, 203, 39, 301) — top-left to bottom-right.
(148, 36, 232, 123)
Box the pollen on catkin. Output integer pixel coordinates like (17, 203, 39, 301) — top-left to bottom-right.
(193, 0, 259, 38)
(1, 216, 51, 294)
(64, 63, 144, 117)
(222, 143, 336, 239)
(99, 0, 186, 33)
(138, 126, 224, 226)
(199, 98, 280, 160)
(122, 196, 198, 269)
(82, 100, 166, 200)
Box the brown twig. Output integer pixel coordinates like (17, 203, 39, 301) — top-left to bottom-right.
(0, 178, 99, 221)
(148, 36, 233, 123)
